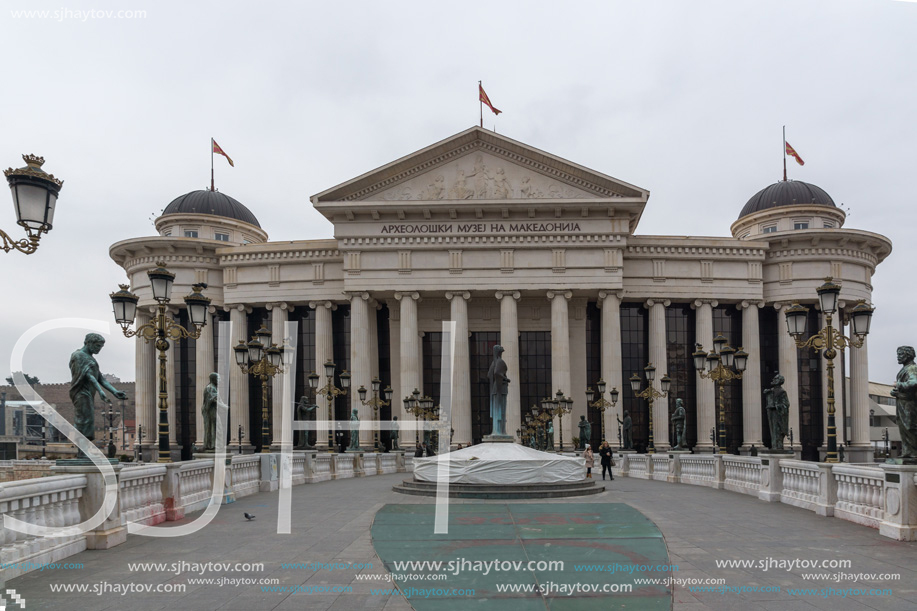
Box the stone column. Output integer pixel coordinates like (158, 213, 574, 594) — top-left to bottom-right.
(135, 310, 156, 458)
(695, 300, 715, 450)
(447, 292, 471, 446)
(164, 313, 179, 454)
(349, 293, 373, 448)
(548, 291, 573, 448)
(776, 303, 801, 452)
(310, 301, 335, 450)
(496, 291, 521, 441)
(599, 292, 623, 445)
(396, 292, 421, 417)
(849, 336, 871, 458)
(740, 301, 764, 450)
(228, 305, 249, 449)
(194, 308, 214, 451)
(270, 303, 292, 451)
(646, 299, 670, 451)
(387, 300, 402, 422)
(368, 301, 380, 447)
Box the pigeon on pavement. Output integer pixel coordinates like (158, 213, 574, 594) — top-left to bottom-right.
(244, 512, 256, 521)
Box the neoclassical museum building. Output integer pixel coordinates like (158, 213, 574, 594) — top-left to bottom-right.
(109, 127, 892, 462)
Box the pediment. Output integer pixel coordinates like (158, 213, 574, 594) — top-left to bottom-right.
(312, 126, 648, 204)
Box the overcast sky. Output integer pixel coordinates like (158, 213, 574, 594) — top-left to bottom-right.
(2, 0, 914, 389)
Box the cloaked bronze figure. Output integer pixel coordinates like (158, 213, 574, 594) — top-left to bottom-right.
(69, 333, 128, 454)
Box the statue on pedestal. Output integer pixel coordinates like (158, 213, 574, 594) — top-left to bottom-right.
(764, 372, 790, 450)
(546, 421, 554, 451)
(891, 346, 917, 459)
(671, 398, 687, 450)
(69, 333, 128, 454)
(201, 372, 228, 452)
(577, 415, 591, 450)
(294, 396, 318, 450)
(617, 410, 633, 450)
(348, 408, 361, 451)
(487, 345, 509, 436)
(391, 416, 400, 451)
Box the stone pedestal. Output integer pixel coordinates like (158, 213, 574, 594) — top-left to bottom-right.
(50, 462, 126, 550)
(260, 454, 279, 492)
(482, 434, 514, 443)
(757, 451, 792, 502)
(879, 463, 917, 541)
(393, 450, 406, 473)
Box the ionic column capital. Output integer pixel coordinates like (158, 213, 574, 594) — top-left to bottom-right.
(597, 291, 623, 306)
(738, 300, 765, 310)
(495, 291, 521, 301)
(645, 299, 671, 308)
(308, 300, 337, 311)
(546, 290, 572, 301)
(344, 291, 371, 302)
(224, 304, 252, 314)
(445, 291, 471, 301)
(266, 302, 295, 313)
(691, 299, 716, 309)
(394, 291, 421, 302)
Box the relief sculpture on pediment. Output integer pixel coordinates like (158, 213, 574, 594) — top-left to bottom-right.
(372, 150, 596, 201)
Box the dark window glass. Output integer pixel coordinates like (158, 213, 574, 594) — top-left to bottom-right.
(376, 305, 392, 448)
(331, 305, 351, 451)
(470, 332, 501, 444)
(620, 304, 649, 452)
(585, 302, 603, 449)
(519, 331, 552, 435)
(798, 307, 823, 461)
(665, 305, 697, 449)
(247, 308, 270, 451)
(290, 308, 316, 446)
(759, 308, 780, 449)
(173, 309, 196, 461)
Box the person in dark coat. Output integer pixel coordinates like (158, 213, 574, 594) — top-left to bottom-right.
(414, 442, 424, 458)
(599, 441, 614, 481)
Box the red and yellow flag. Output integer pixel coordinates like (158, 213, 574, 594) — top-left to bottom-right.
(785, 141, 804, 166)
(212, 139, 234, 167)
(479, 84, 502, 116)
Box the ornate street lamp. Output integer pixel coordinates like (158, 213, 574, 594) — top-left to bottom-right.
(234, 324, 294, 453)
(694, 336, 748, 454)
(541, 390, 572, 452)
(111, 263, 210, 463)
(630, 364, 670, 454)
(785, 278, 874, 463)
(3, 154, 63, 255)
(306, 360, 350, 451)
(358, 377, 392, 451)
(586, 379, 619, 444)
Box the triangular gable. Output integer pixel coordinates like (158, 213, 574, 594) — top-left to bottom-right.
(311, 126, 649, 204)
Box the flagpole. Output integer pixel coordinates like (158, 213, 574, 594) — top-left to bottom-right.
(211, 138, 215, 191)
(782, 126, 787, 182)
(479, 81, 483, 128)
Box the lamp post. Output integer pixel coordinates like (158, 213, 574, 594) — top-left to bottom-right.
(531, 405, 553, 451)
(542, 390, 573, 452)
(629, 364, 670, 454)
(41, 422, 47, 458)
(110, 263, 211, 463)
(306, 360, 351, 451)
(586, 379, 619, 443)
(237, 425, 244, 455)
(3, 154, 63, 255)
(693, 336, 748, 454)
(784, 278, 874, 463)
(358, 377, 392, 452)
(106, 405, 116, 459)
(234, 324, 294, 453)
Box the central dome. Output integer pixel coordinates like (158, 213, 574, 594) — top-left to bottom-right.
(738, 181, 835, 219)
(161, 190, 260, 228)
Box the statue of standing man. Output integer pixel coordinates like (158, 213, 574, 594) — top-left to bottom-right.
(201, 372, 228, 452)
(764, 372, 790, 450)
(69, 333, 128, 455)
(577, 415, 591, 450)
(487, 345, 509, 436)
(671, 398, 687, 450)
(891, 346, 917, 460)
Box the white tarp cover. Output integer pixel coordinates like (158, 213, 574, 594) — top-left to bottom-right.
(413, 443, 585, 484)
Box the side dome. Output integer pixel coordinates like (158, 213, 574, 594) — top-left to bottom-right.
(738, 181, 835, 220)
(162, 190, 261, 228)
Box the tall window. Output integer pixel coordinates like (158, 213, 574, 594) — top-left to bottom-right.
(247, 308, 270, 451)
(174, 309, 196, 461)
(666, 305, 697, 449)
(713, 305, 743, 452)
(620, 304, 649, 451)
(798, 307, 823, 461)
(376, 305, 392, 447)
(519, 331, 551, 431)
(422, 332, 443, 413)
(585, 302, 602, 449)
(292, 308, 316, 446)
(331, 305, 351, 450)
(758, 308, 780, 449)
(470, 332, 501, 444)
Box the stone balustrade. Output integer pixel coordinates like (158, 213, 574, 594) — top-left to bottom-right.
(178, 460, 218, 514)
(118, 465, 166, 526)
(611, 451, 916, 542)
(231, 455, 262, 499)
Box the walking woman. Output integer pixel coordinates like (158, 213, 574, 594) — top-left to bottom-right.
(599, 441, 614, 481)
(583, 445, 595, 478)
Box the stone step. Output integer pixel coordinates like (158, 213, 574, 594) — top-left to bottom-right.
(392, 479, 606, 499)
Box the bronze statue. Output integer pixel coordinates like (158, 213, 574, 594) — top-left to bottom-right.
(348, 408, 361, 451)
(577, 415, 591, 450)
(487, 345, 509, 436)
(891, 346, 917, 460)
(764, 372, 790, 450)
(69, 333, 128, 454)
(391, 416, 400, 451)
(201, 372, 228, 452)
(671, 398, 687, 450)
(617, 410, 633, 450)
(294, 396, 318, 450)
(546, 420, 554, 451)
